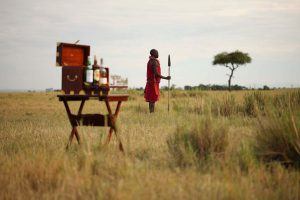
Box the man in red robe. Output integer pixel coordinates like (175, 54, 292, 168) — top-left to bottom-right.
(144, 49, 171, 113)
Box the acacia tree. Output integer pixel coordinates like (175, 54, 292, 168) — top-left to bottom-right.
(213, 50, 251, 91)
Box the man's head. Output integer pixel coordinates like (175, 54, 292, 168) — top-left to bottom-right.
(150, 49, 159, 58)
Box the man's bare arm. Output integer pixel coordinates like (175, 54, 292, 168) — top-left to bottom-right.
(151, 60, 171, 80)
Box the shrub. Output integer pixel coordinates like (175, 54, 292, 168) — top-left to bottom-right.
(236, 140, 257, 172)
(253, 91, 266, 112)
(273, 94, 289, 112)
(254, 110, 300, 168)
(167, 118, 229, 167)
(210, 98, 221, 116)
(243, 93, 257, 117)
(295, 89, 300, 105)
(219, 95, 237, 117)
(210, 95, 237, 117)
(192, 97, 205, 115)
(273, 90, 300, 116)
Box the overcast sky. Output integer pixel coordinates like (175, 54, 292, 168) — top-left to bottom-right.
(0, 0, 299, 90)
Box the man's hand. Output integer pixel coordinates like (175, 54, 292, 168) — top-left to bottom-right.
(165, 76, 171, 80)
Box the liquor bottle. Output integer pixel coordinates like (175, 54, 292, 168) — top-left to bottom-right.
(93, 55, 100, 85)
(85, 56, 93, 83)
(99, 58, 107, 86)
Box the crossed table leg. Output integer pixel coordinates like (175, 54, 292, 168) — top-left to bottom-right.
(103, 99, 124, 151)
(62, 98, 124, 152)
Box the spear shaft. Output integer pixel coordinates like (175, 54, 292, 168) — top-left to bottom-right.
(168, 55, 171, 112)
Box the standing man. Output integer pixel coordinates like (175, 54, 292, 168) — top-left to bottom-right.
(144, 49, 171, 113)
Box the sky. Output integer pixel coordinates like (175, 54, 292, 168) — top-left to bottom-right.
(0, 0, 299, 90)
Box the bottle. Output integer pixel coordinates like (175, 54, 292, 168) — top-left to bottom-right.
(99, 58, 107, 86)
(85, 56, 93, 83)
(93, 55, 100, 85)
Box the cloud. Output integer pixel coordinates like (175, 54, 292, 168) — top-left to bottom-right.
(0, 0, 300, 89)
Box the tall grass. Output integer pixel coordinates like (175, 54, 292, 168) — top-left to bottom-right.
(167, 118, 229, 167)
(0, 90, 299, 199)
(254, 109, 300, 167)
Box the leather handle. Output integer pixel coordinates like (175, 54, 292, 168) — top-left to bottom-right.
(67, 75, 78, 82)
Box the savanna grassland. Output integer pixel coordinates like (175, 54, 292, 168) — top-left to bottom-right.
(0, 90, 299, 200)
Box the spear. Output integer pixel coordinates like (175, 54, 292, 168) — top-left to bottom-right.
(168, 54, 171, 112)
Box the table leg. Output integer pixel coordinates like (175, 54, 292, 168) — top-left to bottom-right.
(62, 99, 85, 149)
(104, 99, 112, 115)
(66, 127, 74, 149)
(114, 127, 124, 152)
(115, 101, 122, 117)
(105, 128, 113, 145)
(73, 127, 80, 144)
(104, 100, 124, 152)
(77, 100, 85, 116)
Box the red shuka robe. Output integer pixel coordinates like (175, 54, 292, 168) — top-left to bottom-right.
(144, 57, 161, 102)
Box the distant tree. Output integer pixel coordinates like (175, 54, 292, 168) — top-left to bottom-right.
(198, 84, 209, 90)
(263, 85, 270, 90)
(184, 85, 192, 90)
(231, 84, 247, 90)
(136, 87, 144, 91)
(170, 84, 176, 90)
(212, 50, 252, 91)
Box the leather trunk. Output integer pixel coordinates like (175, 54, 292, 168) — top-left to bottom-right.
(62, 67, 83, 94)
(56, 43, 90, 67)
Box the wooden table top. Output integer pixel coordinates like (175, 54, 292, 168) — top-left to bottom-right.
(57, 94, 129, 101)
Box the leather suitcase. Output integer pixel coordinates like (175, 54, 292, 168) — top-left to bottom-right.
(56, 42, 90, 94)
(62, 67, 84, 94)
(56, 43, 90, 67)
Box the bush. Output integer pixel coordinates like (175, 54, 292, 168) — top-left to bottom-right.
(273, 90, 300, 116)
(273, 94, 290, 112)
(254, 110, 300, 168)
(263, 85, 270, 90)
(167, 118, 229, 167)
(235, 140, 257, 172)
(210, 95, 237, 117)
(253, 91, 266, 112)
(219, 95, 237, 117)
(243, 93, 257, 117)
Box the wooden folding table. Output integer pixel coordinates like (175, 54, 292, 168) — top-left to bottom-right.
(57, 94, 129, 152)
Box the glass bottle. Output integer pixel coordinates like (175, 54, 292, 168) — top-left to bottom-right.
(99, 58, 107, 86)
(99, 67, 107, 85)
(93, 55, 100, 85)
(85, 56, 93, 83)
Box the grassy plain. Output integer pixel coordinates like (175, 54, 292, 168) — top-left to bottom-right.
(0, 90, 299, 199)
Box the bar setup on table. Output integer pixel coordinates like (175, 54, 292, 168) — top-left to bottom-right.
(56, 42, 129, 152)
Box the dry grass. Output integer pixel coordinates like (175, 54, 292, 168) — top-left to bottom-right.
(0, 90, 299, 199)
